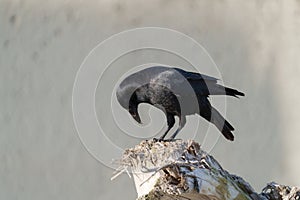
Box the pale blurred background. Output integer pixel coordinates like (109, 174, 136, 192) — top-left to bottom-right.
(1, 0, 300, 199)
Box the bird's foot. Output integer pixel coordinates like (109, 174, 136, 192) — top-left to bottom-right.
(152, 138, 181, 142)
(152, 138, 163, 142)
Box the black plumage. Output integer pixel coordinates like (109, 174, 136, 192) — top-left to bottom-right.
(116, 66, 244, 141)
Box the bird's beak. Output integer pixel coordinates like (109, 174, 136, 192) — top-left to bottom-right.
(129, 107, 142, 124)
(131, 112, 141, 124)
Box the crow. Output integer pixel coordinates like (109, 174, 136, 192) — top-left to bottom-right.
(116, 66, 244, 141)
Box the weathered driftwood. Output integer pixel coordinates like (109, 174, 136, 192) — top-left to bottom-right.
(113, 140, 299, 200)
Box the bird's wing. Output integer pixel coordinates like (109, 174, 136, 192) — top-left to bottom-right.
(172, 68, 220, 97)
(149, 68, 200, 102)
(173, 68, 234, 97)
(173, 68, 218, 82)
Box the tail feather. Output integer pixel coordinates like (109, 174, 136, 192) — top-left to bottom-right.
(206, 83, 245, 97)
(221, 121, 235, 141)
(210, 107, 235, 141)
(198, 98, 236, 141)
(224, 87, 245, 98)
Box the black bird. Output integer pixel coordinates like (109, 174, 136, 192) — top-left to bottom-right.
(116, 66, 244, 141)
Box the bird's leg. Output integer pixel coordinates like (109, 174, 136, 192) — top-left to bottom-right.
(155, 113, 175, 141)
(159, 127, 172, 141)
(170, 116, 186, 139)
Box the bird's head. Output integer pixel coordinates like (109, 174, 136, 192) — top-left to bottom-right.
(116, 83, 136, 109)
(128, 96, 141, 124)
(116, 84, 142, 124)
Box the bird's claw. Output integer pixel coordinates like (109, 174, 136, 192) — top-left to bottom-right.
(152, 138, 162, 142)
(152, 138, 181, 142)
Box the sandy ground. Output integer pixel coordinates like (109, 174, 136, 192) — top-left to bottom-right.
(1, 0, 300, 199)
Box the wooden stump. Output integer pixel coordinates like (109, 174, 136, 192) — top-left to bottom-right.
(113, 139, 299, 200)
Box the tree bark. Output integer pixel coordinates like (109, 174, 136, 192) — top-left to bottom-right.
(113, 140, 299, 200)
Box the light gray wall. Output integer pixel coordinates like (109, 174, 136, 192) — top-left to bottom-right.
(1, 0, 300, 199)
